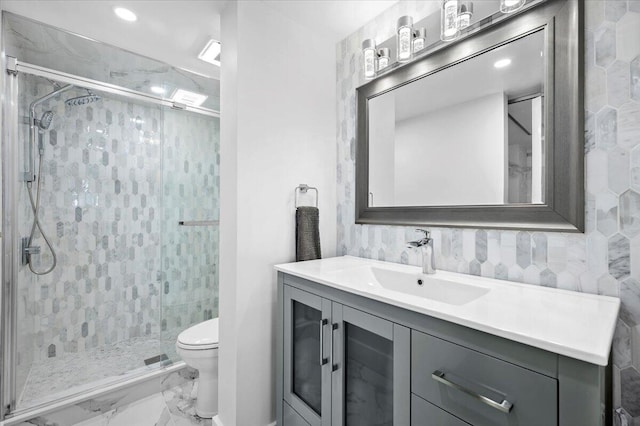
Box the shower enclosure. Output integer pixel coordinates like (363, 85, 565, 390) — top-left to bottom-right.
(1, 13, 220, 418)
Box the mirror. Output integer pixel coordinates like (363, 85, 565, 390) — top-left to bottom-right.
(369, 30, 545, 207)
(356, 0, 583, 232)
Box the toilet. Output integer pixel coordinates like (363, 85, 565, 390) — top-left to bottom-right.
(176, 318, 219, 418)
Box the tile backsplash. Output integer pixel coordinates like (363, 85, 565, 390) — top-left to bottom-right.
(336, 1, 640, 421)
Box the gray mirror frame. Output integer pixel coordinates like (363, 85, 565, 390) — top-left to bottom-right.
(356, 0, 584, 233)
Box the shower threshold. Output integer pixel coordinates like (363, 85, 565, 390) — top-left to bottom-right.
(16, 335, 174, 411)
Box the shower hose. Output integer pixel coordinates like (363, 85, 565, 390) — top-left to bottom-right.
(26, 149, 57, 275)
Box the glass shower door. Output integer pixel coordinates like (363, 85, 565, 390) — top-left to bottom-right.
(11, 72, 165, 410)
(160, 108, 220, 361)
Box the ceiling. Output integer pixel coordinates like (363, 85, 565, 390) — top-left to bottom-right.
(263, 0, 398, 42)
(2, 0, 225, 78)
(1, 0, 398, 80)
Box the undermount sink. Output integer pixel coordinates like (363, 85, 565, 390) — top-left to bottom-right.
(329, 265, 490, 306)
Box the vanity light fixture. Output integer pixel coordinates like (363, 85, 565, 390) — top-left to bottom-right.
(377, 48, 391, 70)
(397, 16, 414, 62)
(363, 39, 377, 79)
(500, 0, 526, 13)
(494, 58, 512, 68)
(440, 0, 459, 42)
(413, 28, 427, 53)
(114, 7, 137, 22)
(171, 89, 208, 107)
(150, 86, 166, 95)
(198, 39, 221, 66)
(458, 2, 474, 29)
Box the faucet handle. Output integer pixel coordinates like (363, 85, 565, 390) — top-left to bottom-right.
(416, 228, 431, 239)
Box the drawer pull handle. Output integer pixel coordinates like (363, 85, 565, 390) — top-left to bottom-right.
(319, 319, 328, 365)
(431, 370, 513, 414)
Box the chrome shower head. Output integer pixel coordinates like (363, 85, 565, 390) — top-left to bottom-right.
(65, 89, 101, 107)
(38, 111, 54, 130)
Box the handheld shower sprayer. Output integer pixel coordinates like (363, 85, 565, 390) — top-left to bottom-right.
(38, 111, 54, 130)
(37, 111, 54, 155)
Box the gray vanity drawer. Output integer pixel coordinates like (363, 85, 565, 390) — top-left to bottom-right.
(411, 394, 470, 426)
(412, 330, 557, 426)
(283, 401, 311, 426)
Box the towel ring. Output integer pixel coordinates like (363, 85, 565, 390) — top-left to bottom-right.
(295, 184, 318, 208)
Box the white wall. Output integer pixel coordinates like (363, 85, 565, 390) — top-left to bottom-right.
(219, 1, 337, 425)
(394, 92, 507, 206)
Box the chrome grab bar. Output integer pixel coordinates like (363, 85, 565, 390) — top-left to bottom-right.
(431, 370, 513, 413)
(319, 319, 328, 366)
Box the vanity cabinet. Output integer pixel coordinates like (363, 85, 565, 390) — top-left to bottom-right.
(282, 286, 331, 425)
(282, 285, 410, 426)
(276, 272, 612, 426)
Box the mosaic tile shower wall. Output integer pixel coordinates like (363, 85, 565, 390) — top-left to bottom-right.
(336, 1, 640, 421)
(18, 74, 163, 364)
(14, 73, 219, 400)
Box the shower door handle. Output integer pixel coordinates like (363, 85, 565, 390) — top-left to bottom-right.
(178, 220, 219, 226)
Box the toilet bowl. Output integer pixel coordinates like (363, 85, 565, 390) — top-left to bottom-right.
(176, 318, 219, 418)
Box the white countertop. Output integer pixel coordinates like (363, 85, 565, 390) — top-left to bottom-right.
(274, 256, 620, 366)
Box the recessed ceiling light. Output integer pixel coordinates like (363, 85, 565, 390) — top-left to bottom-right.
(494, 58, 512, 69)
(150, 86, 166, 95)
(114, 7, 137, 22)
(171, 89, 208, 107)
(198, 39, 221, 66)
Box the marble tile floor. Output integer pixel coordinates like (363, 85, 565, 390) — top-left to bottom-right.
(72, 380, 211, 426)
(18, 335, 174, 410)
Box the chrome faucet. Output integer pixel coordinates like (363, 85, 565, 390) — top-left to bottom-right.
(407, 229, 436, 274)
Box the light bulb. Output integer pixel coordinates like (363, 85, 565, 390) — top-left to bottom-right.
(363, 39, 377, 79)
(397, 16, 414, 63)
(441, 0, 459, 42)
(500, 0, 526, 13)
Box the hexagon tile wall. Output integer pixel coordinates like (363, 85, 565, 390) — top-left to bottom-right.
(336, 1, 640, 422)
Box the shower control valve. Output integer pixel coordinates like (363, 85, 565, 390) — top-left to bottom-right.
(21, 237, 41, 266)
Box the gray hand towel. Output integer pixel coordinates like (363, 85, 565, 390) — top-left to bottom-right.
(296, 206, 321, 261)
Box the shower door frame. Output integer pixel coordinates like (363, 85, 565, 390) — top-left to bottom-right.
(0, 57, 219, 419)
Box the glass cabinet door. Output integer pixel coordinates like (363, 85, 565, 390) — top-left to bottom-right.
(331, 304, 410, 426)
(283, 286, 332, 426)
